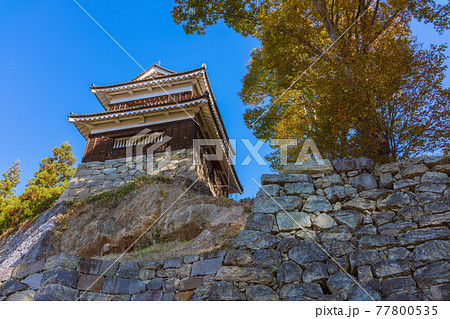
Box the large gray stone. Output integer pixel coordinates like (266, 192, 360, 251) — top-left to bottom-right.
(418, 212, 450, 227)
(421, 171, 449, 183)
(284, 182, 315, 197)
(44, 253, 80, 270)
(387, 247, 411, 260)
(147, 277, 164, 290)
(372, 211, 395, 226)
(418, 192, 442, 205)
(253, 249, 282, 273)
(412, 240, 450, 263)
(78, 257, 102, 275)
(280, 283, 323, 300)
(6, 290, 36, 301)
(403, 164, 428, 178)
(215, 266, 276, 285)
(398, 205, 424, 220)
(246, 213, 274, 232)
(424, 201, 450, 214)
(277, 237, 300, 253)
(191, 257, 223, 276)
(332, 210, 362, 231)
(313, 214, 337, 230)
(430, 284, 450, 301)
(246, 285, 279, 301)
(343, 197, 376, 211)
(163, 258, 183, 269)
(116, 262, 140, 278)
(276, 211, 311, 231)
(378, 221, 418, 236)
(424, 156, 449, 166)
(315, 174, 344, 188)
(288, 242, 328, 267)
(319, 225, 352, 242)
(372, 260, 410, 278)
(252, 196, 302, 214)
(324, 185, 357, 203)
(349, 283, 381, 301)
(178, 276, 203, 292)
(355, 225, 377, 237)
(379, 173, 394, 189)
(261, 174, 309, 185)
(21, 273, 43, 290)
(256, 184, 281, 197)
(398, 227, 450, 245)
(223, 250, 253, 266)
(349, 173, 377, 191)
(327, 240, 355, 257)
(420, 172, 449, 184)
(99, 260, 120, 276)
(12, 260, 45, 280)
(283, 160, 334, 174)
(102, 277, 146, 295)
(359, 189, 393, 200)
(435, 164, 450, 173)
(277, 261, 303, 286)
(41, 267, 79, 289)
(380, 276, 417, 297)
(34, 284, 78, 301)
(303, 195, 332, 213)
(414, 261, 450, 289)
(208, 281, 242, 301)
(233, 230, 279, 250)
(378, 192, 410, 210)
(359, 235, 397, 249)
(374, 163, 400, 175)
(326, 271, 356, 294)
(0, 279, 28, 296)
(302, 262, 328, 284)
(393, 179, 419, 190)
(332, 157, 374, 173)
(415, 183, 447, 193)
(349, 250, 385, 269)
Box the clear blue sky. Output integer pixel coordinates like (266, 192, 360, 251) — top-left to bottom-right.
(0, 1, 448, 199)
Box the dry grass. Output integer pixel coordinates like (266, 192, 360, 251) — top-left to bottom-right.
(99, 223, 243, 262)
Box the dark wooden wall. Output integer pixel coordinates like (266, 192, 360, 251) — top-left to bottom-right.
(82, 119, 196, 163)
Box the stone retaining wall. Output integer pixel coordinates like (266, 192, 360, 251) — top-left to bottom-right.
(1, 156, 449, 301)
(58, 149, 197, 202)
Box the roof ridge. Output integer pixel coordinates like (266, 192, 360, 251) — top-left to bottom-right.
(91, 65, 206, 89)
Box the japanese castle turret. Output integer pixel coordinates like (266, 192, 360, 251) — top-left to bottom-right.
(59, 63, 242, 202)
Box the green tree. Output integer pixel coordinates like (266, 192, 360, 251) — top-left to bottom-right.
(172, 0, 450, 167)
(21, 142, 76, 216)
(0, 142, 76, 233)
(0, 160, 20, 202)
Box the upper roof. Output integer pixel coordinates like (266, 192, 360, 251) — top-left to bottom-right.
(130, 63, 175, 81)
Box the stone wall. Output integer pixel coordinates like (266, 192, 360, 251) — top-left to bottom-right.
(1, 156, 449, 301)
(58, 149, 198, 202)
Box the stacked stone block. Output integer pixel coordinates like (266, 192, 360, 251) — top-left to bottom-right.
(2, 155, 449, 301)
(59, 149, 196, 202)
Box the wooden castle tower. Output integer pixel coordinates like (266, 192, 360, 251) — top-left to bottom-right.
(61, 63, 242, 200)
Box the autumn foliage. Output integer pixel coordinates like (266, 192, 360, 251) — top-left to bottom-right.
(172, 0, 450, 168)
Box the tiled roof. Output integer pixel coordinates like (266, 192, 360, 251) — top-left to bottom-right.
(130, 64, 175, 81)
(69, 94, 208, 120)
(91, 66, 204, 90)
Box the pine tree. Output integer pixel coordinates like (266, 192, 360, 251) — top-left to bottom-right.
(0, 160, 20, 202)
